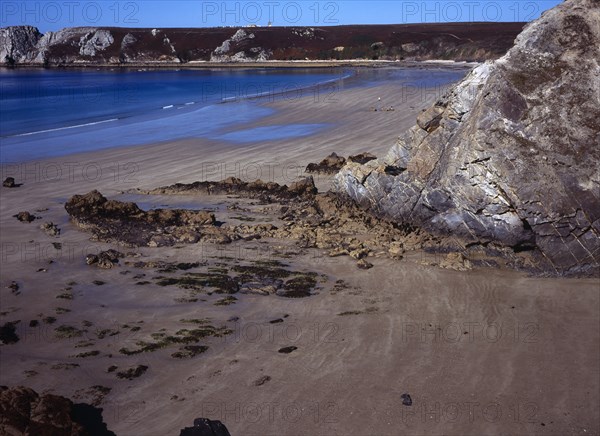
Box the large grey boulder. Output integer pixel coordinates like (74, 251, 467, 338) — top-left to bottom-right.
(0, 26, 41, 63)
(335, 0, 600, 276)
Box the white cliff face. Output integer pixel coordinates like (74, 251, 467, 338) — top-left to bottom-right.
(211, 29, 270, 62)
(79, 30, 114, 56)
(335, 0, 600, 276)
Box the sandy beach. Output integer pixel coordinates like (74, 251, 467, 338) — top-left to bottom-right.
(1, 67, 598, 436)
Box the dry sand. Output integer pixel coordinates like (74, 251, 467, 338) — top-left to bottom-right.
(0, 69, 598, 436)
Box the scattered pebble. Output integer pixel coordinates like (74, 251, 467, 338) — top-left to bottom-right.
(253, 375, 271, 386)
(278, 346, 298, 354)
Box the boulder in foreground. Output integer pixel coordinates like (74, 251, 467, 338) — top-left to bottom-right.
(0, 386, 115, 435)
(335, 0, 600, 276)
(179, 417, 231, 436)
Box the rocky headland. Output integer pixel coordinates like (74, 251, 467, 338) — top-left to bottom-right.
(0, 22, 525, 66)
(335, 0, 600, 277)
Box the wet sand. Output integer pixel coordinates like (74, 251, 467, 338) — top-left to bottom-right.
(0, 70, 598, 435)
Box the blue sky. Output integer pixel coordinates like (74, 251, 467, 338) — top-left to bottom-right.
(1, 1, 563, 32)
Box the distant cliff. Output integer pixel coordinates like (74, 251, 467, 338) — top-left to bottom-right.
(0, 23, 524, 66)
(335, 0, 600, 276)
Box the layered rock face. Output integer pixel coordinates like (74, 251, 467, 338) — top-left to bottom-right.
(335, 0, 600, 276)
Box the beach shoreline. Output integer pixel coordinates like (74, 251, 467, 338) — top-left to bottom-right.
(1, 67, 598, 436)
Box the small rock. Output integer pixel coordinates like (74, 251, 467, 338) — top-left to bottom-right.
(389, 242, 405, 259)
(439, 252, 472, 271)
(40, 222, 60, 236)
(278, 346, 298, 354)
(305, 153, 346, 174)
(357, 259, 373, 270)
(401, 393, 412, 406)
(289, 176, 318, 196)
(3, 177, 17, 188)
(15, 212, 35, 223)
(328, 247, 349, 257)
(348, 152, 377, 165)
(86, 250, 124, 269)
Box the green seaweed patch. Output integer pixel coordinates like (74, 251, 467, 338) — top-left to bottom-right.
(74, 350, 100, 358)
(96, 329, 120, 339)
(338, 310, 364, 316)
(75, 341, 95, 348)
(214, 296, 237, 306)
(157, 262, 201, 273)
(119, 325, 231, 355)
(174, 297, 199, 303)
(171, 345, 209, 359)
(116, 365, 148, 380)
(231, 263, 292, 280)
(254, 259, 288, 268)
(180, 318, 211, 325)
(277, 274, 318, 298)
(338, 307, 379, 316)
(56, 292, 73, 300)
(51, 363, 80, 370)
(156, 272, 239, 294)
(55, 307, 71, 314)
(207, 267, 228, 274)
(55, 325, 85, 339)
(43, 316, 57, 324)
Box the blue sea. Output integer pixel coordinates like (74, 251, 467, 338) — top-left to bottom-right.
(0, 67, 465, 162)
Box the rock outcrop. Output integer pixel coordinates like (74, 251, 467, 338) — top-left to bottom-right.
(0, 23, 525, 66)
(210, 29, 271, 62)
(0, 26, 41, 64)
(146, 176, 317, 199)
(0, 386, 115, 435)
(335, 0, 600, 276)
(65, 190, 217, 247)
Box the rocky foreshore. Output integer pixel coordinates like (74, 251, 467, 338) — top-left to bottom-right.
(1, 3, 599, 434)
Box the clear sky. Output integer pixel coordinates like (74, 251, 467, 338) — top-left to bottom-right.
(1, 1, 563, 33)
